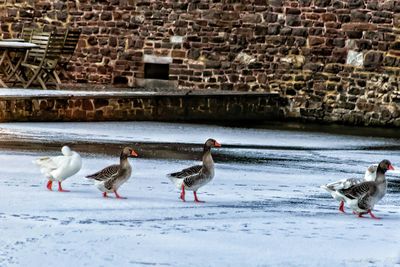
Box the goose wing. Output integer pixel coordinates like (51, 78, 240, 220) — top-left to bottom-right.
(35, 155, 71, 173)
(86, 164, 119, 181)
(324, 177, 364, 191)
(168, 165, 202, 179)
(340, 181, 377, 200)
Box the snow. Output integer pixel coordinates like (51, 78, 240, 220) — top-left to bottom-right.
(0, 121, 396, 149)
(0, 88, 156, 97)
(0, 122, 400, 266)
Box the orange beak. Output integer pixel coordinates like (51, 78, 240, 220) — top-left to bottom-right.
(214, 141, 221, 147)
(131, 150, 138, 157)
(388, 165, 395, 170)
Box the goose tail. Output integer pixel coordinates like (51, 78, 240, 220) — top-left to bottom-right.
(167, 173, 184, 189)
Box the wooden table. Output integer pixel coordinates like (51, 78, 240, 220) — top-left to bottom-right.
(0, 38, 25, 42)
(0, 41, 39, 87)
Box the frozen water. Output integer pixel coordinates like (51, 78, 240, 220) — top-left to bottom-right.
(0, 88, 156, 97)
(0, 121, 396, 149)
(0, 122, 399, 266)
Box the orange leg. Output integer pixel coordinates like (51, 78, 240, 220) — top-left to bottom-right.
(194, 191, 205, 203)
(180, 184, 185, 202)
(57, 181, 70, 192)
(338, 201, 345, 213)
(103, 192, 108, 198)
(355, 210, 380, 219)
(114, 190, 126, 199)
(368, 210, 380, 220)
(46, 180, 53, 191)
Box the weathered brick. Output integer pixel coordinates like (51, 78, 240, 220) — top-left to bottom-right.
(314, 0, 332, 7)
(342, 23, 377, 31)
(308, 36, 325, 46)
(364, 51, 384, 69)
(321, 13, 336, 22)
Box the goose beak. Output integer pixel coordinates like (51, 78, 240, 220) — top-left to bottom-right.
(388, 165, 395, 170)
(131, 150, 138, 157)
(214, 141, 221, 147)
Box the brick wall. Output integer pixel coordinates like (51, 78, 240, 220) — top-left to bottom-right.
(1, 0, 400, 126)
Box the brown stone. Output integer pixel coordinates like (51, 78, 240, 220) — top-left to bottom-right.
(171, 50, 186, 58)
(364, 51, 384, 69)
(342, 23, 378, 31)
(321, 13, 336, 22)
(83, 100, 94, 110)
(241, 14, 261, 23)
(101, 11, 113, 21)
(308, 36, 325, 46)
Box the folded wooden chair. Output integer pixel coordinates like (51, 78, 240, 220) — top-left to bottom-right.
(20, 25, 36, 42)
(40, 29, 68, 89)
(20, 30, 52, 89)
(57, 27, 81, 80)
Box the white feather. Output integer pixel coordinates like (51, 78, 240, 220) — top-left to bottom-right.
(34, 146, 82, 182)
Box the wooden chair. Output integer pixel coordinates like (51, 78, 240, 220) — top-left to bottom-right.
(20, 30, 52, 89)
(3, 25, 37, 80)
(20, 25, 36, 42)
(57, 27, 81, 80)
(40, 29, 68, 89)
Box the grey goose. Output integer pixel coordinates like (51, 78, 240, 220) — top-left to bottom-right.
(321, 159, 394, 218)
(86, 147, 138, 199)
(167, 138, 221, 202)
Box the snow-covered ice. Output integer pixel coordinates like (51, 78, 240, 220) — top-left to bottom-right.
(0, 122, 399, 267)
(0, 88, 156, 97)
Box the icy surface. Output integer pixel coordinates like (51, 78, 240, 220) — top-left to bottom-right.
(0, 121, 396, 149)
(0, 88, 156, 97)
(0, 122, 400, 266)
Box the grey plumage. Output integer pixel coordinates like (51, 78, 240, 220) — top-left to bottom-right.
(322, 159, 393, 218)
(167, 138, 221, 202)
(86, 165, 120, 181)
(85, 147, 138, 198)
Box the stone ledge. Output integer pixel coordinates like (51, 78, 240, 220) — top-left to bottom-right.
(0, 91, 285, 122)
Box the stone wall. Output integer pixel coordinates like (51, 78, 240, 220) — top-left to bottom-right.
(1, 0, 400, 126)
(0, 92, 286, 122)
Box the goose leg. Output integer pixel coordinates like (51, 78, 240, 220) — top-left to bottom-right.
(194, 191, 205, 203)
(58, 181, 70, 192)
(103, 192, 108, 198)
(338, 201, 345, 213)
(367, 210, 380, 220)
(355, 211, 368, 218)
(46, 180, 53, 191)
(114, 190, 127, 199)
(180, 184, 185, 202)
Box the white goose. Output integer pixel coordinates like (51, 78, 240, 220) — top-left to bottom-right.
(321, 159, 394, 218)
(34, 146, 82, 192)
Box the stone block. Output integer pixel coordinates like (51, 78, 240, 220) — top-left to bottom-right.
(264, 12, 278, 23)
(268, 24, 281, 35)
(100, 11, 113, 21)
(241, 14, 262, 23)
(314, 0, 332, 7)
(337, 14, 351, 23)
(350, 10, 369, 22)
(308, 36, 325, 46)
(286, 8, 301, 15)
(348, 0, 365, 8)
(364, 51, 384, 69)
(321, 13, 336, 22)
(342, 23, 378, 31)
(345, 30, 363, 39)
(286, 15, 301, 26)
(171, 50, 186, 58)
